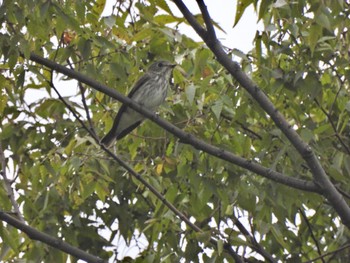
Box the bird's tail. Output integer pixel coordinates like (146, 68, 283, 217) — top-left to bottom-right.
(100, 131, 116, 147)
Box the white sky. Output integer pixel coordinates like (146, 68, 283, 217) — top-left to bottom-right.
(167, 0, 262, 52)
(102, 0, 262, 52)
(26, 0, 261, 103)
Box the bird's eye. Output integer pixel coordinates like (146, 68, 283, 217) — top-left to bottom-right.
(157, 62, 163, 67)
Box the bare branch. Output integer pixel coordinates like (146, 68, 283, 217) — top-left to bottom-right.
(0, 211, 104, 263)
(171, 0, 207, 38)
(233, 215, 277, 263)
(66, 59, 97, 137)
(196, 0, 216, 38)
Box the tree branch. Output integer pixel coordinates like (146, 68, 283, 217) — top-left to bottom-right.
(0, 141, 24, 223)
(196, 0, 216, 38)
(171, 0, 207, 38)
(172, 0, 350, 228)
(66, 59, 97, 138)
(314, 98, 350, 155)
(303, 243, 350, 263)
(0, 211, 104, 263)
(27, 52, 319, 194)
(47, 70, 242, 261)
(299, 208, 325, 263)
(233, 216, 277, 262)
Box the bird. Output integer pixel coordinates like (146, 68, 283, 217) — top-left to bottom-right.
(100, 60, 176, 147)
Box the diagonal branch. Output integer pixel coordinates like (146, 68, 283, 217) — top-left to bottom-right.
(314, 98, 350, 155)
(196, 0, 216, 38)
(66, 59, 97, 138)
(299, 208, 325, 263)
(303, 243, 350, 263)
(47, 70, 243, 261)
(172, 0, 207, 38)
(0, 211, 104, 263)
(233, 215, 277, 262)
(28, 52, 319, 194)
(172, 0, 350, 228)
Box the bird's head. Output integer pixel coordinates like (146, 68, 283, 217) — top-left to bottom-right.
(148, 60, 176, 75)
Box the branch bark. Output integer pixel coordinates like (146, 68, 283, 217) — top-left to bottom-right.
(0, 211, 104, 263)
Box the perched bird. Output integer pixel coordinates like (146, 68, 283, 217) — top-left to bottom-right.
(101, 60, 176, 147)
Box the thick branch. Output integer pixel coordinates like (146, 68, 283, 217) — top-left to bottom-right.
(172, 0, 207, 37)
(28, 53, 319, 194)
(196, 0, 216, 37)
(172, 0, 350, 228)
(0, 211, 104, 263)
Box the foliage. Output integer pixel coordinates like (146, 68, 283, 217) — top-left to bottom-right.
(0, 0, 350, 262)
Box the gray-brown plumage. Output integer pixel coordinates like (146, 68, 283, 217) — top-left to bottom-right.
(101, 60, 175, 147)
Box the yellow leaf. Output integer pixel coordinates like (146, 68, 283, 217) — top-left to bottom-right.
(156, 163, 163, 175)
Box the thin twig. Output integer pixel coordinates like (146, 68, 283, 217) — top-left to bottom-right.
(233, 215, 277, 263)
(66, 59, 97, 137)
(314, 98, 350, 154)
(299, 208, 325, 263)
(336, 186, 350, 200)
(0, 141, 25, 223)
(303, 243, 350, 263)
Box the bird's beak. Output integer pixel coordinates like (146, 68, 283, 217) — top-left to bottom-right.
(170, 63, 177, 68)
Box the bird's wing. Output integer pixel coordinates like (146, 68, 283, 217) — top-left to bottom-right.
(112, 72, 150, 128)
(115, 120, 143, 140)
(101, 72, 150, 146)
(127, 72, 150, 98)
(113, 73, 149, 122)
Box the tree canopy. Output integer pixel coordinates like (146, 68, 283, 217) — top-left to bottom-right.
(1, 0, 350, 262)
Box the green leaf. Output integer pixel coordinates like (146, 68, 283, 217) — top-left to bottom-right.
(77, 38, 92, 60)
(0, 223, 19, 253)
(195, 231, 211, 244)
(272, 0, 288, 8)
(258, 0, 271, 21)
(211, 99, 223, 120)
(154, 14, 184, 25)
(92, 0, 106, 17)
(315, 12, 331, 30)
(185, 84, 196, 104)
(40, 0, 51, 18)
(271, 225, 289, 248)
(308, 24, 322, 55)
(234, 0, 254, 27)
(217, 239, 223, 255)
(154, 0, 173, 15)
